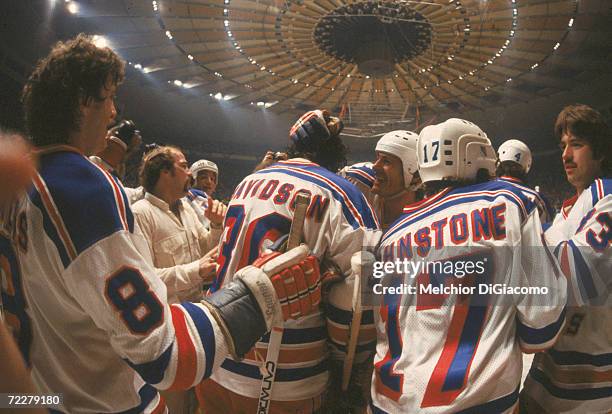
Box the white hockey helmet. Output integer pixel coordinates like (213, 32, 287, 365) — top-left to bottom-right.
(417, 118, 496, 183)
(497, 139, 532, 173)
(190, 159, 219, 182)
(375, 130, 419, 190)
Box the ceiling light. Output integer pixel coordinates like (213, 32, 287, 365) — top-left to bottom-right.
(568, 18, 574, 27)
(293, 79, 298, 84)
(553, 42, 560, 50)
(506, 78, 512, 82)
(92, 35, 108, 48)
(173, 80, 183, 86)
(531, 63, 538, 69)
(257, 101, 264, 106)
(165, 30, 173, 39)
(214, 92, 223, 100)
(224, 20, 229, 26)
(365, 75, 370, 79)
(66, 1, 78, 14)
(187, 54, 194, 60)
(134, 63, 142, 70)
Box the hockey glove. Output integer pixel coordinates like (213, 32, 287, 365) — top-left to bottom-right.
(201, 245, 321, 359)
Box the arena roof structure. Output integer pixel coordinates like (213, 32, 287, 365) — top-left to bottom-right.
(0, 0, 610, 154)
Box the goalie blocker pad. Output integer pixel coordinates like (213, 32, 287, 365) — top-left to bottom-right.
(201, 245, 310, 359)
(201, 277, 270, 360)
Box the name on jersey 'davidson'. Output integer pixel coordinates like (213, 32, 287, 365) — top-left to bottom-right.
(372, 283, 549, 296)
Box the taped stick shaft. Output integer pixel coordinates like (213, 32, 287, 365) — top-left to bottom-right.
(341, 253, 366, 391)
(257, 191, 311, 414)
(286, 192, 310, 250)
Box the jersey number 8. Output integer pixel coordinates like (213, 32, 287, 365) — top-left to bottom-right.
(105, 267, 164, 335)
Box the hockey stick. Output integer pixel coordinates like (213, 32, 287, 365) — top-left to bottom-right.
(341, 253, 364, 391)
(257, 191, 311, 414)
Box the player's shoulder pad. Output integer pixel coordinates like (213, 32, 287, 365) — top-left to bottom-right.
(458, 179, 538, 217)
(340, 162, 376, 189)
(256, 160, 380, 230)
(28, 151, 133, 268)
(589, 178, 612, 206)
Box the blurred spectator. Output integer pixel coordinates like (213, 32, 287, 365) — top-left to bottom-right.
(91, 119, 145, 203)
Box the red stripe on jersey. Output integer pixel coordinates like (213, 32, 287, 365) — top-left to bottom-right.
(168, 306, 197, 390)
(421, 304, 471, 407)
(596, 179, 604, 200)
(95, 164, 129, 231)
(279, 165, 371, 228)
(32, 174, 77, 260)
(150, 394, 167, 414)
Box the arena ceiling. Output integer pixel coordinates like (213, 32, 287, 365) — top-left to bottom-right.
(67, 0, 611, 138)
(0, 0, 610, 157)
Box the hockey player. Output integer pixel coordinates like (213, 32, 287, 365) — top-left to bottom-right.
(340, 131, 421, 230)
(496, 139, 554, 223)
(521, 104, 612, 413)
(188, 159, 223, 230)
(11, 34, 322, 413)
(371, 118, 567, 413)
(192, 159, 219, 197)
(196, 109, 380, 413)
(371, 130, 421, 230)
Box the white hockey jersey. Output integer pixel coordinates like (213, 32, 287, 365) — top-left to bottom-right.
(339, 162, 376, 204)
(186, 188, 211, 229)
(371, 179, 567, 414)
(2, 146, 230, 413)
(209, 158, 380, 401)
(497, 176, 555, 224)
(522, 178, 612, 413)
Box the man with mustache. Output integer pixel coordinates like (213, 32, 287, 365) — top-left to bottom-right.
(521, 104, 612, 413)
(132, 145, 226, 304)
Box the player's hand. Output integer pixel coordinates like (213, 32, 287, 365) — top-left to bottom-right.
(205, 199, 227, 226)
(249, 245, 321, 321)
(198, 255, 217, 281)
(0, 133, 36, 208)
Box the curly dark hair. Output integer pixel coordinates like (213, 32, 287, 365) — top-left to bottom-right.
(495, 160, 528, 183)
(139, 145, 182, 193)
(554, 104, 611, 176)
(22, 34, 125, 147)
(287, 135, 348, 173)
